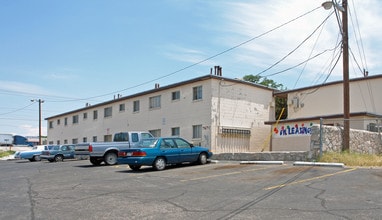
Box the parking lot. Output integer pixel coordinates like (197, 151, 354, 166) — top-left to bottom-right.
(1, 159, 381, 220)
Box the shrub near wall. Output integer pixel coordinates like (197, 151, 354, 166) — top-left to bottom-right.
(311, 124, 382, 155)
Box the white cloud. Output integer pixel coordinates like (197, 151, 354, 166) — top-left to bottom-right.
(213, 0, 382, 86)
(0, 81, 48, 95)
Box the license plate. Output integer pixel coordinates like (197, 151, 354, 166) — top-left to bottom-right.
(126, 152, 132, 156)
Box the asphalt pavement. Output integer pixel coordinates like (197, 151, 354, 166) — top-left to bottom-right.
(0, 159, 381, 219)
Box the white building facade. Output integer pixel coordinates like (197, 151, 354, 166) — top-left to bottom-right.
(46, 75, 275, 153)
(267, 74, 382, 151)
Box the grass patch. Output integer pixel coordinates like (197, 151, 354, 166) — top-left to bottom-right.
(0, 150, 15, 158)
(318, 151, 382, 167)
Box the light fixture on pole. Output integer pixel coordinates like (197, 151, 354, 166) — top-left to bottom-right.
(322, 0, 350, 151)
(31, 99, 44, 145)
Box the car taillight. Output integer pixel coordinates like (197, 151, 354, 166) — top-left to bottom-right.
(118, 152, 127, 157)
(132, 151, 146, 157)
(89, 145, 93, 152)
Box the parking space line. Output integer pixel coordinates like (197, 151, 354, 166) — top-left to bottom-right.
(264, 167, 357, 190)
(180, 166, 271, 182)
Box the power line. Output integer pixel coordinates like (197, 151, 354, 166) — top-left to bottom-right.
(44, 4, 323, 103)
(255, 11, 334, 78)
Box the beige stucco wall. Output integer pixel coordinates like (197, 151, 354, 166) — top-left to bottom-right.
(287, 77, 382, 119)
(46, 76, 274, 152)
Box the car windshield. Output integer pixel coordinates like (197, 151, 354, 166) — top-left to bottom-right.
(139, 138, 159, 148)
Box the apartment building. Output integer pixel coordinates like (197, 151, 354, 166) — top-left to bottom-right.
(267, 74, 382, 151)
(46, 74, 275, 153)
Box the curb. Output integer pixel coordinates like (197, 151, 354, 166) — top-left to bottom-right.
(240, 161, 284, 165)
(293, 161, 345, 168)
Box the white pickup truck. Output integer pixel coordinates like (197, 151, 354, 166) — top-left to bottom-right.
(75, 131, 153, 166)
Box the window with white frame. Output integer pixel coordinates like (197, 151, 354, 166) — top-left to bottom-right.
(119, 103, 125, 112)
(192, 125, 202, 139)
(193, 86, 203, 100)
(72, 115, 79, 124)
(171, 127, 180, 136)
(172, 91, 180, 101)
(93, 110, 98, 120)
(104, 107, 112, 118)
(149, 95, 161, 109)
(133, 100, 140, 112)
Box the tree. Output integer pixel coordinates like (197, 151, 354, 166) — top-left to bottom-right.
(243, 74, 287, 120)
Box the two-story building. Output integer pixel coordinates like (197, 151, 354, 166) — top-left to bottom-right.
(46, 74, 275, 153)
(267, 74, 382, 151)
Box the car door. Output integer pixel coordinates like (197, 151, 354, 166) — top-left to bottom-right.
(159, 139, 180, 164)
(61, 145, 73, 158)
(174, 138, 196, 162)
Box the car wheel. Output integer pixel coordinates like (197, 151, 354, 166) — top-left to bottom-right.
(54, 155, 63, 162)
(153, 157, 166, 171)
(129, 165, 141, 171)
(33, 155, 41, 161)
(198, 153, 208, 165)
(90, 157, 102, 166)
(104, 152, 118, 165)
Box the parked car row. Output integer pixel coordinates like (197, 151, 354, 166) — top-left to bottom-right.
(13, 136, 213, 171)
(14, 144, 75, 162)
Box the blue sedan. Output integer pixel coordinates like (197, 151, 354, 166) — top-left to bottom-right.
(117, 137, 213, 171)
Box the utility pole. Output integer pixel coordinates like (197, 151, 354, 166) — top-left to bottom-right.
(342, 0, 350, 151)
(322, 0, 350, 151)
(31, 99, 44, 145)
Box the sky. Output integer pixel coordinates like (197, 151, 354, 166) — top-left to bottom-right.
(1, 0, 381, 137)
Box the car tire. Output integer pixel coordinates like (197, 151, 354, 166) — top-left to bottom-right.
(153, 157, 166, 171)
(90, 157, 102, 166)
(104, 152, 118, 165)
(129, 165, 141, 171)
(54, 155, 64, 162)
(198, 153, 208, 165)
(33, 155, 41, 162)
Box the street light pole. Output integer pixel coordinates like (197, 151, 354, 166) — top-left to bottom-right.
(322, 0, 350, 151)
(31, 99, 44, 145)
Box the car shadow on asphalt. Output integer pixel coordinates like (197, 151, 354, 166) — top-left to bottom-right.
(115, 163, 202, 173)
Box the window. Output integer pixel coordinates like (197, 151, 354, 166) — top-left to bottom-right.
(72, 138, 78, 144)
(92, 136, 97, 142)
(104, 135, 112, 142)
(72, 115, 79, 124)
(64, 117, 68, 126)
(83, 137, 87, 143)
(149, 95, 161, 109)
(149, 129, 161, 137)
(171, 127, 180, 136)
(172, 91, 180, 101)
(57, 119, 60, 125)
(83, 112, 88, 119)
(193, 125, 202, 139)
(104, 107, 112, 117)
(119, 103, 125, 112)
(49, 121, 53, 129)
(93, 110, 98, 120)
(57, 140, 60, 145)
(133, 100, 140, 112)
(193, 86, 203, 100)
(174, 138, 190, 148)
(64, 139, 68, 144)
